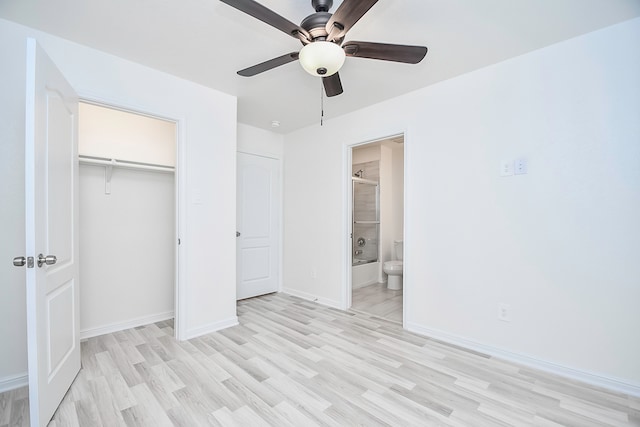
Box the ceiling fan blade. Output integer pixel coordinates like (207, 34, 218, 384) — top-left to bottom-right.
(326, 0, 379, 42)
(220, 0, 310, 40)
(237, 52, 299, 77)
(343, 41, 427, 64)
(323, 72, 344, 97)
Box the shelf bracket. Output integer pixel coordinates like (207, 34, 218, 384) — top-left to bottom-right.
(104, 159, 116, 195)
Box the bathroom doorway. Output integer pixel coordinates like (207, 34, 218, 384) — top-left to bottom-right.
(347, 135, 405, 323)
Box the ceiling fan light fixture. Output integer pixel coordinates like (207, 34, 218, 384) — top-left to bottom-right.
(299, 41, 345, 77)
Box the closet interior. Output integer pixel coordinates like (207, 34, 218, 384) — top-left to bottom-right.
(78, 102, 177, 338)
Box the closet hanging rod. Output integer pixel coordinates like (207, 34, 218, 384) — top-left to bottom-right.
(78, 155, 174, 173)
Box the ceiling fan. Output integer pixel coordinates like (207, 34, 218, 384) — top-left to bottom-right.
(220, 0, 428, 97)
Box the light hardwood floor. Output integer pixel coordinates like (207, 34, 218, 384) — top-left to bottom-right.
(1, 293, 639, 426)
(351, 283, 403, 323)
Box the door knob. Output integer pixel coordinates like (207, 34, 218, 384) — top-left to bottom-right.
(37, 254, 57, 268)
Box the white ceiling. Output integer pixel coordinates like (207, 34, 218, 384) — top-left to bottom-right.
(2, 0, 639, 133)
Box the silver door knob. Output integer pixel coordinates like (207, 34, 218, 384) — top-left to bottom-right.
(13, 256, 26, 267)
(37, 254, 57, 268)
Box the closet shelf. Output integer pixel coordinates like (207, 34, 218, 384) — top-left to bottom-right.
(79, 155, 174, 195)
(79, 155, 174, 173)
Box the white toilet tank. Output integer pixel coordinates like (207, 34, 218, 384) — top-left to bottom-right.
(394, 240, 403, 260)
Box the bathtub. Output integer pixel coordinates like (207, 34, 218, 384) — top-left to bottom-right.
(352, 261, 380, 289)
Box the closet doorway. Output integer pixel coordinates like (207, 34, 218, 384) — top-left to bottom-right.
(78, 102, 178, 338)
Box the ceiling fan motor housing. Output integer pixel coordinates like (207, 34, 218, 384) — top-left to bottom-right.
(301, 12, 332, 41)
(312, 0, 333, 12)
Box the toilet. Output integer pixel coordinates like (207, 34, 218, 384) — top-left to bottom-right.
(383, 240, 403, 290)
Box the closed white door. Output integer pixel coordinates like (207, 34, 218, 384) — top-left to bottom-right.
(24, 39, 80, 427)
(236, 153, 280, 300)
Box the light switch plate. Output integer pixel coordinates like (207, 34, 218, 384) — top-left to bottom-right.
(515, 158, 528, 175)
(500, 161, 514, 177)
(498, 303, 511, 322)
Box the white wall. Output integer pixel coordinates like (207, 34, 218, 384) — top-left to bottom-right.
(283, 18, 640, 394)
(379, 145, 393, 281)
(380, 143, 405, 281)
(0, 22, 28, 391)
(237, 123, 284, 159)
(352, 145, 380, 164)
(0, 18, 237, 389)
(392, 145, 404, 241)
(79, 102, 176, 166)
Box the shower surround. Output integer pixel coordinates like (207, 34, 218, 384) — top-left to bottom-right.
(352, 161, 380, 288)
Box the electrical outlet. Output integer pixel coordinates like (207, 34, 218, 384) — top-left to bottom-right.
(514, 158, 528, 175)
(498, 304, 511, 322)
(500, 161, 514, 177)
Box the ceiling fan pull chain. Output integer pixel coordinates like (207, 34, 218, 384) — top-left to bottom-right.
(320, 79, 324, 126)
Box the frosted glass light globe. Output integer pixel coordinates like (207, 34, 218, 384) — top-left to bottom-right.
(299, 41, 346, 77)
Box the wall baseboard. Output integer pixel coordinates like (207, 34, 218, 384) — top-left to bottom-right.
(281, 288, 342, 309)
(80, 311, 175, 340)
(184, 316, 239, 340)
(0, 373, 28, 393)
(406, 322, 640, 398)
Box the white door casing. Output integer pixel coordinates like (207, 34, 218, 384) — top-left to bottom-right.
(236, 153, 280, 300)
(25, 38, 80, 427)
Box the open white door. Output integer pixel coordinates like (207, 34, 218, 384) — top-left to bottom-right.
(236, 153, 280, 300)
(24, 38, 80, 427)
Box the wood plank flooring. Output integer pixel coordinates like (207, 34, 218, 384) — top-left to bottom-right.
(351, 283, 403, 323)
(1, 293, 639, 426)
(0, 386, 28, 427)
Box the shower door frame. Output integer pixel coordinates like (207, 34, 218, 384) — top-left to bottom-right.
(352, 177, 380, 266)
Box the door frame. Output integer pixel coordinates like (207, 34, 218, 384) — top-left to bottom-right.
(342, 131, 409, 326)
(77, 94, 187, 340)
